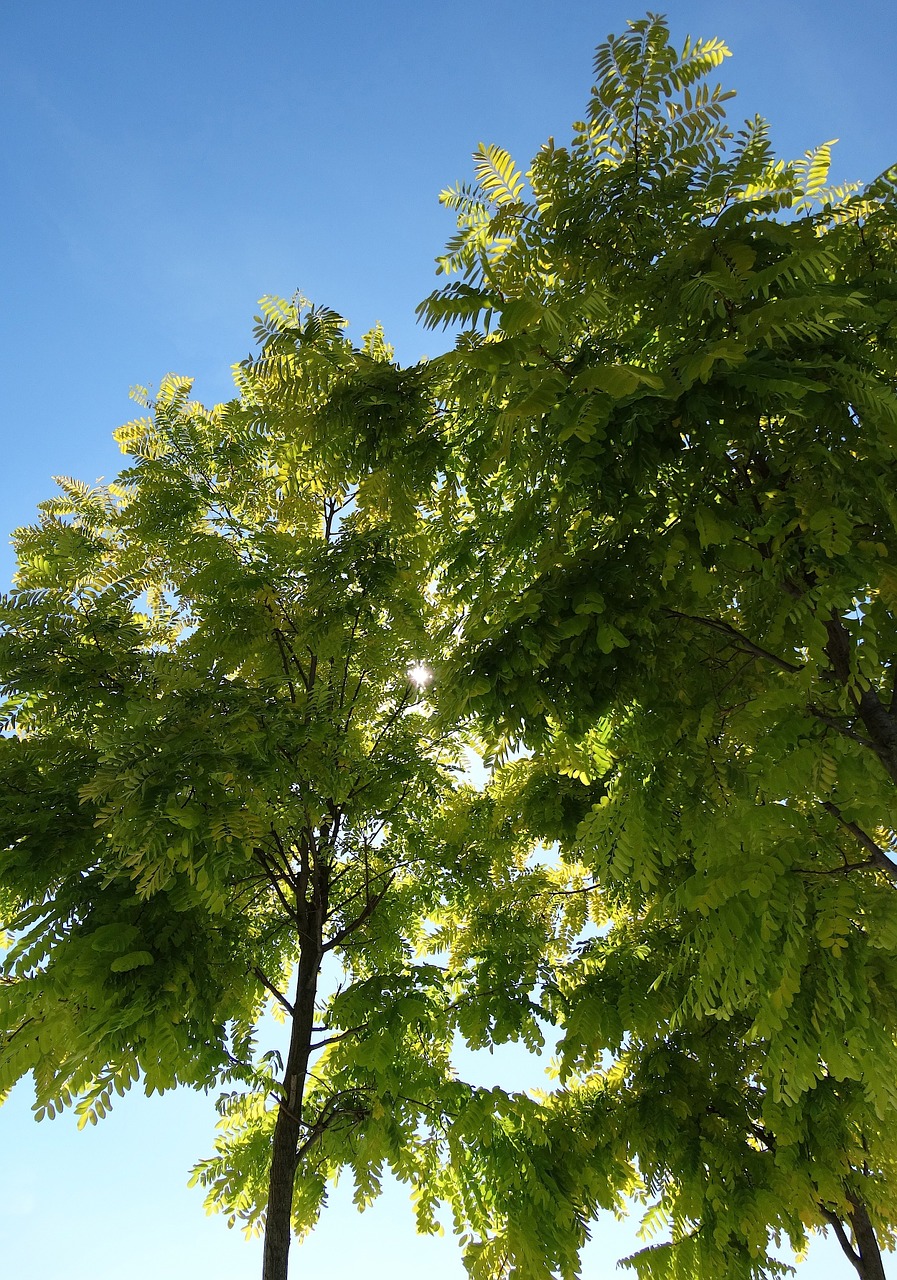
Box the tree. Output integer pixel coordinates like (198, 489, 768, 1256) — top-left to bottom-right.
(3, 291, 638, 1280)
(421, 13, 897, 1279)
(0, 303, 589, 1280)
(0, 303, 441, 1278)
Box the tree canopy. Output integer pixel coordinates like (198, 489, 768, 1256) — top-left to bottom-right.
(419, 13, 897, 1280)
(3, 13, 897, 1280)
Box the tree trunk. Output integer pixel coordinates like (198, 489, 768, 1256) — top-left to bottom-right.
(826, 1191, 888, 1280)
(848, 1192, 888, 1280)
(262, 929, 321, 1280)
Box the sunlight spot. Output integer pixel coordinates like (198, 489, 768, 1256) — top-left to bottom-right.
(407, 662, 433, 688)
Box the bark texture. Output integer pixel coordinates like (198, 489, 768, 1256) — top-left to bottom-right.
(262, 902, 323, 1280)
(848, 1193, 888, 1280)
(825, 1192, 888, 1280)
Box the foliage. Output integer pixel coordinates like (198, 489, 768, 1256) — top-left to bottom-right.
(0, 300, 435, 1102)
(421, 12, 897, 1279)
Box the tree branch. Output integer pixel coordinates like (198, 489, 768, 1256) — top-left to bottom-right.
(309, 1023, 366, 1053)
(322, 878, 394, 953)
(822, 803, 897, 884)
(824, 613, 897, 785)
(338, 597, 367, 713)
(807, 706, 874, 749)
(547, 881, 602, 897)
(664, 609, 804, 673)
(271, 628, 299, 702)
(254, 849, 301, 923)
(795, 859, 877, 877)
(252, 966, 295, 1018)
(820, 1207, 862, 1272)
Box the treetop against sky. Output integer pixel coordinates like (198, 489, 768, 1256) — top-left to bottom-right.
(2, 0, 896, 584)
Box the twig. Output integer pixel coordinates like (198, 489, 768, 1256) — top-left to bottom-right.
(309, 1024, 366, 1053)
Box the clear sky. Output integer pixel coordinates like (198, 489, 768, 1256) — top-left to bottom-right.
(1, 2, 896, 1276)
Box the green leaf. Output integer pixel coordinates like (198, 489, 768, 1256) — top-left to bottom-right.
(109, 952, 155, 972)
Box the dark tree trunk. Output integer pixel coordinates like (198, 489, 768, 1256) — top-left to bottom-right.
(848, 1192, 888, 1280)
(262, 922, 322, 1280)
(826, 1192, 888, 1280)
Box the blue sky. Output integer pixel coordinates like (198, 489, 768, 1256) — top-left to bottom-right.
(1, 1, 896, 1276)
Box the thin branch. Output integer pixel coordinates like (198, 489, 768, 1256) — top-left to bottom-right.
(822, 803, 897, 884)
(358, 687, 413, 774)
(309, 1024, 366, 1053)
(547, 882, 602, 897)
(824, 613, 897, 784)
(820, 1207, 862, 1271)
(268, 828, 299, 885)
(271, 628, 298, 702)
(252, 966, 295, 1018)
(343, 667, 370, 733)
(807, 706, 875, 749)
(275, 626, 310, 690)
(322, 878, 394, 953)
(327, 862, 396, 918)
(795, 860, 876, 877)
(254, 850, 301, 923)
(338, 599, 367, 712)
(0, 1016, 36, 1046)
(664, 609, 804, 674)
(294, 1087, 373, 1160)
